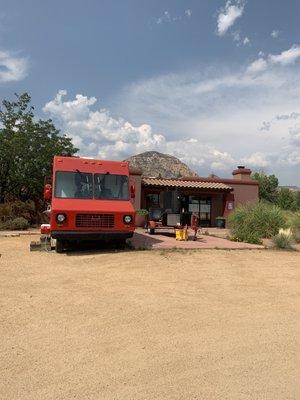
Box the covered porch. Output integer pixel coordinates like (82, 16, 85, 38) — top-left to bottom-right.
(141, 177, 234, 227)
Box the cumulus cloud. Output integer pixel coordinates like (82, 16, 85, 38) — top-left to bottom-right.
(247, 58, 268, 74)
(0, 50, 28, 83)
(185, 9, 192, 18)
(113, 63, 300, 183)
(43, 61, 300, 183)
(269, 44, 300, 66)
(217, 1, 245, 36)
(43, 90, 237, 173)
(242, 152, 269, 168)
(43, 90, 239, 174)
(43, 90, 165, 159)
(247, 45, 300, 75)
(163, 141, 235, 172)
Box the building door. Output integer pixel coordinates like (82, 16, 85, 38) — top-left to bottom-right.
(188, 196, 212, 227)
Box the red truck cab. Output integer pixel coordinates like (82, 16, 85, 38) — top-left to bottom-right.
(47, 156, 135, 252)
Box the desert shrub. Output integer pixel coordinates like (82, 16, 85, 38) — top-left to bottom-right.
(0, 217, 29, 231)
(291, 213, 300, 243)
(0, 200, 37, 224)
(228, 202, 286, 244)
(272, 233, 294, 249)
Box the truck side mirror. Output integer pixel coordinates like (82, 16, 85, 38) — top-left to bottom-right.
(44, 184, 52, 201)
(130, 185, 135, 199)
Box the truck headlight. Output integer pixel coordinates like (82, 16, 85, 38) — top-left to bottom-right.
(123, 215, 133, 224)
(56, 213, 67, 223)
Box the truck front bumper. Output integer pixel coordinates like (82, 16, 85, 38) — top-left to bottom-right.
(51, 230, 134, 240)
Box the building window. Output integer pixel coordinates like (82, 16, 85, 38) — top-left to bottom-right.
(188, 196, 211, 226)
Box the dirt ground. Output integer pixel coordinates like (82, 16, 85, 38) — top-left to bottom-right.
(0, 236, 299, 400)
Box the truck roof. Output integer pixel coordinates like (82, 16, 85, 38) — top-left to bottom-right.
(53, 156, 129, 175)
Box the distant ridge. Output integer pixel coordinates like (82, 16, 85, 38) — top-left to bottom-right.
(125, 151, 198, 179)
(279, 185, 300, 192)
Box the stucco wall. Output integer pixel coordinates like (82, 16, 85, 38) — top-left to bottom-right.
(230, 183, 259, 206)
(129, 174, 142, 210)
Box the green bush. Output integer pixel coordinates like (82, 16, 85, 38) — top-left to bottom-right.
(136, 209, 149, 216)
(272, 233, 294, 249)
(228, 202, 286, 244)
(291, 213, 300, 243)
(0, 217, 29, 231)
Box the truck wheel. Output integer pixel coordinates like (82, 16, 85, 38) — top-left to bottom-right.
(55, 239, 64, 253)
(149, 228, 155, 235)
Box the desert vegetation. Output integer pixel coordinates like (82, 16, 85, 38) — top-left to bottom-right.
(229, 201, 300, 247)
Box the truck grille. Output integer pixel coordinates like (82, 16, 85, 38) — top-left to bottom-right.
(75, 214, 115, 228)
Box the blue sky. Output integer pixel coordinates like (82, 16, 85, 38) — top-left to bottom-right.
(1, 0, 300, 184)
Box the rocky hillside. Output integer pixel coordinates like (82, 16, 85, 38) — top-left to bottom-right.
(126, 151, 198, 178)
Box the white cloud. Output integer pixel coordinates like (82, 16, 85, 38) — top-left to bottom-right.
(269, 44, 300, 66)
(156, 9, 192, 25)
(43, 60, 300, 184)
(164, 142, 235, 172)
(156, 11, 171, 24)
(243, 36, 250, 45)
(242, 152, 269, 168)
(271, 30, 280, 39)
(43, 90, 166, 159)
(0, 50, 28, 83)
(43, 95, 236, 174)
(113, 63, 300, 183)
(217, 1, 245, 36)
(231, 31, 250, 46)
(247, 45, 300, 75)
(247, 58, 268, 74)
(289, 125, 300, 146)
(43, 90, 237, 173)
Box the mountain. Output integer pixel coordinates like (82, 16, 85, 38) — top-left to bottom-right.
(126, 151, 198, 178)
(279, 185, 300, 192)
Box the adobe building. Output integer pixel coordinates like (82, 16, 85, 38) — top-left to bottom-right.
(130, 166, 259, 227)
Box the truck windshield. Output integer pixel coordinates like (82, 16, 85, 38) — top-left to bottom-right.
(55, 171, 93, 199)
(94, 174, 129, 200)
(54, 171, 129, 200)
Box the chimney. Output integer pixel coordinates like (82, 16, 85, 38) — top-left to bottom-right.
(232, 165, 252, 180)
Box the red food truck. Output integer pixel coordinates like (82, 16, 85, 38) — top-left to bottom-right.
(44, 156, 136, 252)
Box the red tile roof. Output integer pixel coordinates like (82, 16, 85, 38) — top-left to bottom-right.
(142, 177, 233, 191)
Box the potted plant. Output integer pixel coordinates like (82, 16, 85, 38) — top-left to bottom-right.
(135, 209, 149, 227)
(215, 216, 226, 228)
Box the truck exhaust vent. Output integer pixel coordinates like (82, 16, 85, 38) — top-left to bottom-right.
(75, 214, 115, 228)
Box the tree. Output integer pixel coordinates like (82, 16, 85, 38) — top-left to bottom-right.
(252, 172, 279, 203)
(276, 188, 296, 210)
(292, 191, 300, 211)
(0, 93, 78, 203)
